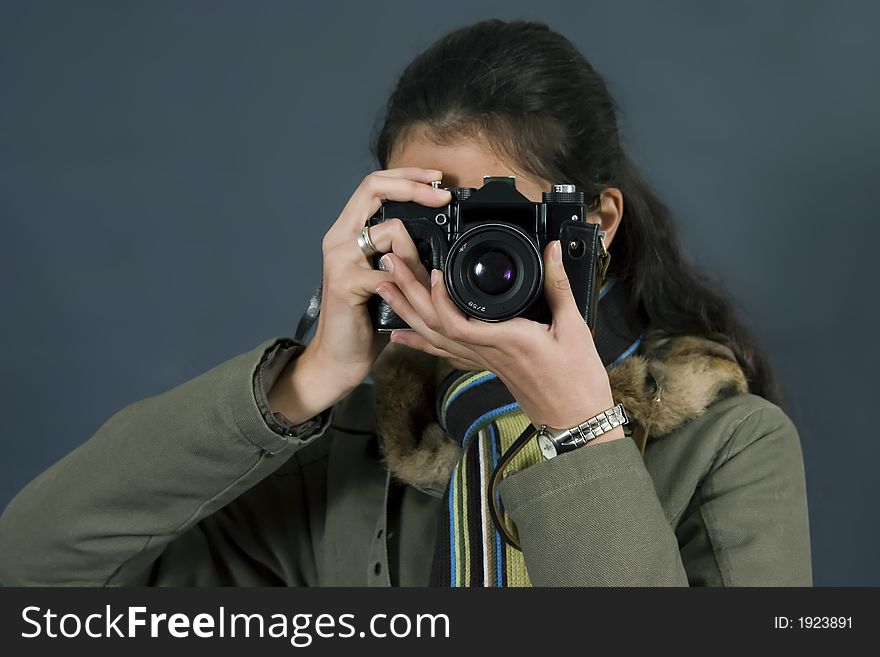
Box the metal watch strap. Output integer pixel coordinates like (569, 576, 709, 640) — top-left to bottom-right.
(537, 403, 629, 459)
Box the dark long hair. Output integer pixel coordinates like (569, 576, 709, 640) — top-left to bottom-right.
(371, 19, 782, 406)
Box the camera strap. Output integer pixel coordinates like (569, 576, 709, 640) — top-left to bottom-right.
(294, 280, 323, 343)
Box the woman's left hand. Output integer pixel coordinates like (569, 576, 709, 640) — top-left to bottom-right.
(375, 239, 624, 442)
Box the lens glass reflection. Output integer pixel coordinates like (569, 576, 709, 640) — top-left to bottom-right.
(471, 249, 516, 295)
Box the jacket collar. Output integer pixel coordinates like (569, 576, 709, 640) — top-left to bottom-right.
(367, 328, 748, 496)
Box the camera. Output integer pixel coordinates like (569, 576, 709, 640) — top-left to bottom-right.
(367, 176, 609, 332)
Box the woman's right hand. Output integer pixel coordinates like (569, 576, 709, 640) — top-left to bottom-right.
(267, 168, 452, 424)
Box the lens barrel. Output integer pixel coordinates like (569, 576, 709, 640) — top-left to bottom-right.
(444, 223, 543, 322)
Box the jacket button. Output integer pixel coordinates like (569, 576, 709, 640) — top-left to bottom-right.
(376, 529, 383, 540)
(373, 562, 382, 576)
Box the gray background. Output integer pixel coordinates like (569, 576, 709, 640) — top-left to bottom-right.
(1, 0, 877, 585)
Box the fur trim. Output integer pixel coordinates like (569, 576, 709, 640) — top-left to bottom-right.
(369, 330, 748, 495)
(370, 344, 463, 495)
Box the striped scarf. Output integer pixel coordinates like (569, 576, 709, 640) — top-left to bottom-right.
(428, 274, 646, 586)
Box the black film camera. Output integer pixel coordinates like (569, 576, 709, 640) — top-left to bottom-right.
(367, 176, 609, 332)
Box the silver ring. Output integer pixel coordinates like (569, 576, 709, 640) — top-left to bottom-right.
(356, 225, 380, 259)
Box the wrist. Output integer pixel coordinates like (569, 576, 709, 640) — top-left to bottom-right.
(267, 345, 354, 425)
(535, 402, 629, 459)
(585, 425, 626, 444)
(528, 396, 616, 434)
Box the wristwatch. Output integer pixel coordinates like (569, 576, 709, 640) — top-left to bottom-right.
(536, 403, 629, 459)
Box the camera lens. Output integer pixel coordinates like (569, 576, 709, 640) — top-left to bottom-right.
(445, 223, 542, 322)
(471, 249, 517, 295)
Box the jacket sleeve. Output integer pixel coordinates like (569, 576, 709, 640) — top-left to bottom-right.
(0, 337, 334, 586)
(672, 403, 812, 586)
(496, 401, 812, 586)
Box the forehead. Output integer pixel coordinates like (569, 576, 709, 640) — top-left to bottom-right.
(387, 128, 548, 201)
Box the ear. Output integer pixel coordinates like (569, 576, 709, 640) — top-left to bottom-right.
(587, 187, 623, 249)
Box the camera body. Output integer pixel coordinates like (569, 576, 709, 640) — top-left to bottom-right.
(367, 176, 607, 332)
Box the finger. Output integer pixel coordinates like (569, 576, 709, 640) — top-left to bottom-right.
(389, 330, 485, 370)
(322, 253, 396, 305)
(379, 252, 441, 328)
(372, 168, 444, 183)
(357, 219, 430, 287)
(375, 280, 477, 361)
(543, 240, 585, 335)
(427, 267, 509, 348)
(327, 172, 452, 248)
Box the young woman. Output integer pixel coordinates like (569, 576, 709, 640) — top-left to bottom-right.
(0, 19, 811, 587)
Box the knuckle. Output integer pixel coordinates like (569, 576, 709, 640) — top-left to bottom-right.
(326, 240, 349, 262)
(389, 218, 407, 237)
(321, 233, 334, 253)
(503, 332, 525, 353)
(446, 321, 469, 342)
(554, 276, 572, 291)
(361, 172, 380, 192)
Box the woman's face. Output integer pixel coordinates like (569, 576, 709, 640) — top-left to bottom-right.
(387, 128, 550, 202)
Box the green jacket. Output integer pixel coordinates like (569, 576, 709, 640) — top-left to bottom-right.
(0, 332, 812, 586)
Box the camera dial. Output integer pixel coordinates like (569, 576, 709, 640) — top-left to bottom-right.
(446, 187, 475, 201)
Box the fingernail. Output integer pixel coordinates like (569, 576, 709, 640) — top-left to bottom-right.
(380, 254, 394, 272)
(551, 240, 562, 264)
(376, 285, 390, 300)
(435, 187, 451, 198)
(430, 269, 439, 287)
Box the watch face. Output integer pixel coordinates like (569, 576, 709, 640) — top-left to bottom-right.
(538, 433, 557, 459)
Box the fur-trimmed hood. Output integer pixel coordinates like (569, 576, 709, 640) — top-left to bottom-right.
(368, 329, 749, 497)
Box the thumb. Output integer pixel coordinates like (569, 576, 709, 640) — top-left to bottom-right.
(543, 240, 582, 329)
